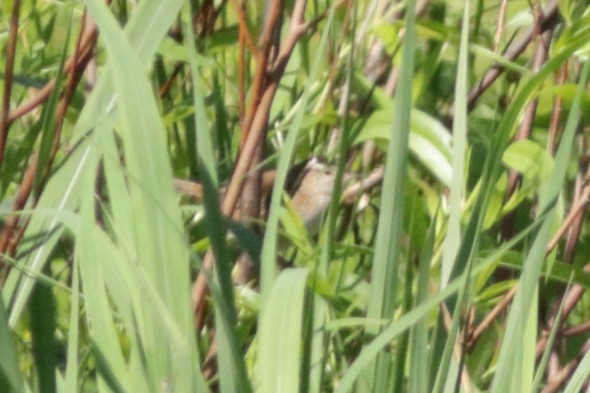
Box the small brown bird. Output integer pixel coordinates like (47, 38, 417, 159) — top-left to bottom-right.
(173, 158, 353, 233)
(286, 158, 350, 234)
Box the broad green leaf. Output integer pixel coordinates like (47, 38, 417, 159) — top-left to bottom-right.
(354, 109, 452, 187)
(502, 139, 554, 187)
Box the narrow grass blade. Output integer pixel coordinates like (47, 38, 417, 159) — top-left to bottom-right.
(408, 213, 437, 393)
(563, 338, 590, 392)
(76, 146, 130, 390)
(80, 0, 200, 390)
(441, 0, 470, 287)
(431, 4, 472, 391)
(4, 142, 94, 326)
(531, 280, 571, 393)
(63, 257, 80, 392)
(4, 0, 187, 328)
(29, 272, 57, 393)
(182, 1, 218, 184)
(312, 4, 358, 391)
(522, 292, 538, 392)
(362, 0, 416, 390)
(199, 164, 252, 393)
(34, 10, 72, 194)
(336, 209, 546, 392)
(257, 268, 310, 393)
(260, 4, 337, 298)
(337, 265, 468, 393)
(89, 340, 128, 393)
(0, 295, 23, 393)
(308, 296, 326, 393)
(491, 61, 590, 392)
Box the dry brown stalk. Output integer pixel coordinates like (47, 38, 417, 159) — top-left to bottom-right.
(6, 17, 98, 125)
(191, 0, 316, 330)
(493, 0, 508, 54)
(0, 9, 99, 272)
(0, 0, 23, 169)
(462, 0, 559, 113)
(540, 338, 590, 392)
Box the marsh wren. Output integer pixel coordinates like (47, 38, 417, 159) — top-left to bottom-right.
(174, 157, 352, 233)
(283, 158, 352, 234)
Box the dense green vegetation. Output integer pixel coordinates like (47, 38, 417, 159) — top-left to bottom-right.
(2, 0, 590, 391)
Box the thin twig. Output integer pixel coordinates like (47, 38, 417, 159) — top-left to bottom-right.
(326, 0, 354, 156)
(547, 179, 590, 254)
(548, 63, 568, 154)
(460, 0, 559, 113)
(7, 21, 98, 124)
(239, 0, 284, 147)
(0, 0, 22, 170)
(440, 302, 474, 393)
(468, 181, 590, 348)
(562, 320, 590, 337)
(237, 0, 247, 124)
(229, 0, 259, 58)
(0, 10, 98, 271)
(0, 159, 36, 276)
(494, 0, 508, 53)
(501, 29, 552, 239)
(192, 0, 312, 328)
(342, 166, 383, 204)
(540, 338, 590, 393)
(467, 285, 516, 349)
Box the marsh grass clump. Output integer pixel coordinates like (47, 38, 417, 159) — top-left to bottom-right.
(2, 1, 590, 392)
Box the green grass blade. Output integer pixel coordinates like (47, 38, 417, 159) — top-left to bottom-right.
(63, 257, 80, 392)
(76, 140, 130, 391)
(4, 142, 94, 327)
(491, 61, 590, 393)
(0, 295, 23, 393)
(361, 0, 416, 390)
(81, 0, 199, 390)
(336, 210, 545, 392)
(259, 4, 337, 298)
(29, 272, 57, 393)
(522, 291, 538, 392)
(337, 265, 468, 393)
(531, 280, 570, 393)
(431, 4, 472, 391)
(312, 4, 358, 392)
(4, 0, 187, 328)
(308, 296, 326, 393)
(441, 0, 469, 287)
(34, 10, 72, 195)
(89, 340, 128, 393)
(199, 164, 252, 393)
(408, 213, 437, 393)
(257, 268, 310, 393)
(449, 15, 590, 287)
(182, 1, 218, 184)
(563, 338, 590, 392)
